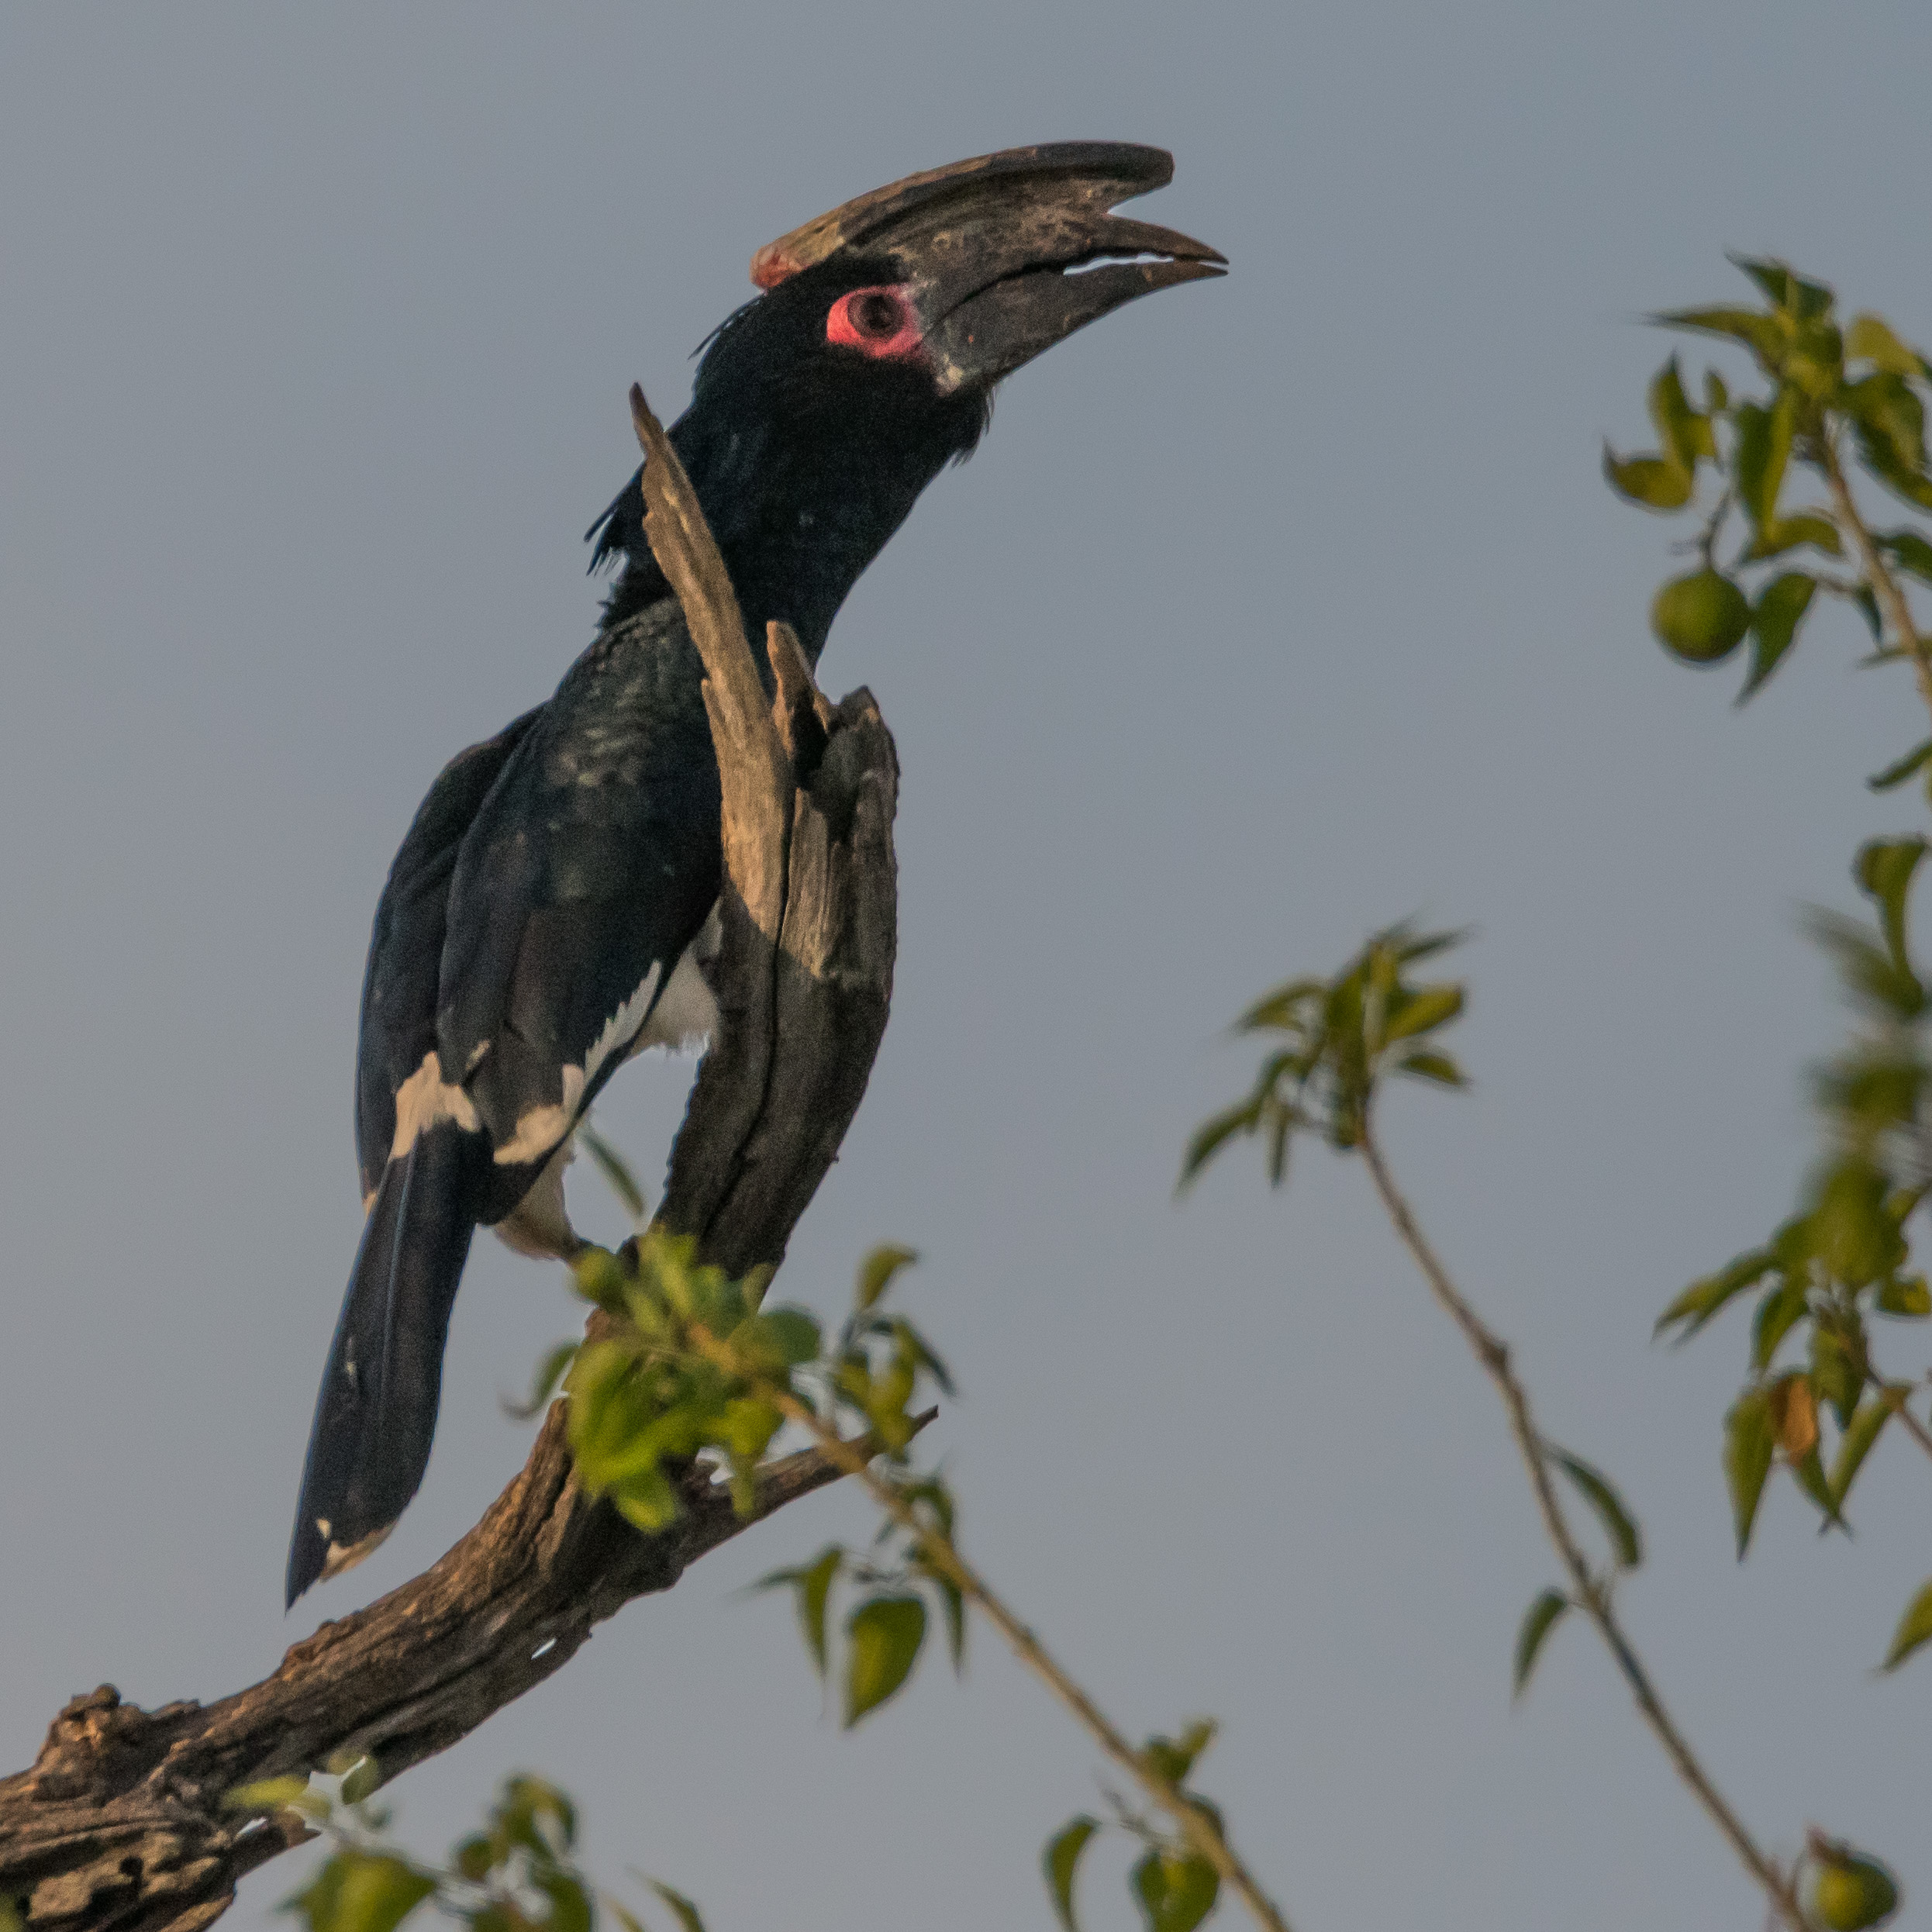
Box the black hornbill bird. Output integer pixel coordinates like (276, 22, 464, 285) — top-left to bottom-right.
(288, 142, 1223, 1606)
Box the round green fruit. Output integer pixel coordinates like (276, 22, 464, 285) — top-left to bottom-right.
(1650, 568, 1751, 664)
(1811, 1853, 1900, 1930)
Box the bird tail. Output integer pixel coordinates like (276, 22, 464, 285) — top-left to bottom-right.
(285, 1123, 479, 1606)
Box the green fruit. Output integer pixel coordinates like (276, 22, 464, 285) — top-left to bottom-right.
(1812, 1853, 1900, 1930)
(1651, 568, 1751, 664)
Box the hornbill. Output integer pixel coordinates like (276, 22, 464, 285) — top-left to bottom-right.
(288, 142, 1223, 1606)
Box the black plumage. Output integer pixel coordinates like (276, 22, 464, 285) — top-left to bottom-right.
(288, 144, 1223, 1605)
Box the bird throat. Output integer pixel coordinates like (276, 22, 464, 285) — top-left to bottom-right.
(597, 375, 983, 658)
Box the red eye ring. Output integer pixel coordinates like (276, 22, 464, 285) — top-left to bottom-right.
(827, 285, 923, 361)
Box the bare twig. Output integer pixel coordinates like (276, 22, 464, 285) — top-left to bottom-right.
(1356, 1119, 1806, 1932)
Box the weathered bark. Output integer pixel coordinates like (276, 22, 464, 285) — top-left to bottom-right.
(0, 390, 899, 1931)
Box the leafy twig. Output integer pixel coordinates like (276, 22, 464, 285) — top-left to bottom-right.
(688, 1327, 1296, 1932)
(1354, 1118, 1806, 1931)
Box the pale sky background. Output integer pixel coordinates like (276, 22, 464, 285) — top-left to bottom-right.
(5, 6, 1932, 1929)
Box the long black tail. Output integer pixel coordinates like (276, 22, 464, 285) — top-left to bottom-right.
(286, 1123, 478, 1605)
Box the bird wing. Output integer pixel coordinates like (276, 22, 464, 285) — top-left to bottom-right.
(354, 707, 544, 1203)
(433, 606, 725, 1222)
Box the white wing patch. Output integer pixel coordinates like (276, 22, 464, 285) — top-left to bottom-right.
(585, 960, 664, 1086)
(389, 1050, 481, 1164)
(319, 1519, 395, 1581)
(490, 907, 723, 1172)
(491, 960, 661, 1168)
(491, 1065, 588, 1168)
(637, 928, 720, 1053)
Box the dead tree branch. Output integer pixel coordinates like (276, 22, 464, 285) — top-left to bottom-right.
(0, 387, 899, 1932)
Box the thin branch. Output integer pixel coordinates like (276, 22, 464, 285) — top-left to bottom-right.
(688, 1330, 1297, 1932)
(1863, 1361, 1932, 1466)
(1355, 1119, 1806, 1932)
(1818, 432, 1932, 723)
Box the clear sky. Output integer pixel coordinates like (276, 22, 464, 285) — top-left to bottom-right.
(4, 5, 1931, 1928)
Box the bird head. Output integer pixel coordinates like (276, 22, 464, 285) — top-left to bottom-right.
(592, 143, 1223, 635)
(745, 140, 1224, 395)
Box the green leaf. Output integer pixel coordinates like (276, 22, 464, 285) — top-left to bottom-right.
(1551, 1451, 1642, 1568)
(1829, 1394, 1896, 1510)
(226, 1775, 322, 1817)
(934, 1573, 966, 1672)
(1877, 528, 1932, 584)
(1237, 976, 1328, 1030)
(1602, 445, 1692, 511)
(288, 1854, 436, 1932)
(1730, 255, 1834, 321)
(646, 1879, 709, 1932)
(578, 1119, 647, 1225)
(1737, 571, 1816, 701)
(1743, 513, 1841, 561)
(336, 1756, 380, 1806)
(1654, 305, 1785, 367)
(718, 1396, 781, 1465)
(1130, 1849, 1220, 1932)
(1791, 1444, 1841, 1530)
(895, 1316, 957, 1398)
(1266, 1099, 1294, 1183)
(737, 1306, 822, 1371)
(1392, 926, 1466, 966)
(1513, 1589, 1571, 1699)
(1751, 1275, 1810, 1371)
(1382, 983, 1464, 1044)
(498, 1775, 577, 1855)
(1848, 312, 1929, 377)
(1655, 1249, 1773, 1340)
(1811, 1320, 1867, 1429)
(1178, 1097, 1262, 1190)
(761, 1544, 842, 1679)
(608, 1465, 683, 1533)
(1867, 740, 1932, 794)
(1396, 1048, 1465, 1087)
(505, 1340, 580, 1421)
(844, 1595, 927, 1727)
(1856, 837, 1927, 972)
(534, 1873, 593, 1932)
(1144, 1719, 1217, 1787)
(1876, 1275, 1931, 1317)
(1882, 1576, 1932, 1671)
(1724, 1388, 1776, 1558)
(1733, 392, 1796, 531)
(1649, 356, 1716, 471)
(1851, 581, 1885, 640)
(1847, 373, 1932, 503)
(855, 1244, 919, 1312)
(1044, 1817, 1100, 1932)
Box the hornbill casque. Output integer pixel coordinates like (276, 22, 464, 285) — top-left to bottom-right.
(288, 142, 1223, 1606)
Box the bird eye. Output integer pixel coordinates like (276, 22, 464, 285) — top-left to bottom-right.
(850, 291, 902, 339)
(826, 286, 920, 357)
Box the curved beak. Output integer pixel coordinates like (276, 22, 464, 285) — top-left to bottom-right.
(750, 142, 1226, 392)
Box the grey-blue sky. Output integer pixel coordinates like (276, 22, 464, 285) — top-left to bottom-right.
(4, 4, 1930, 1927)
